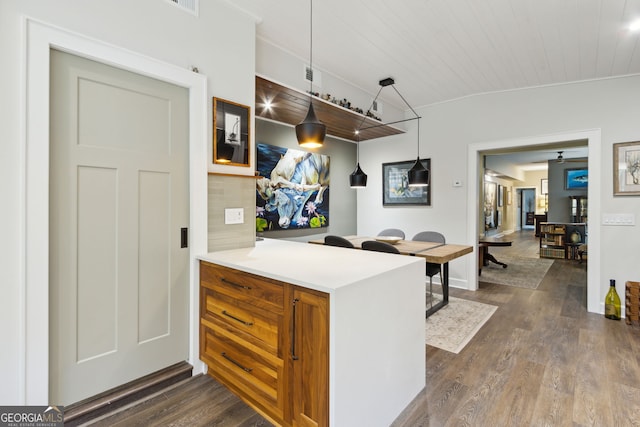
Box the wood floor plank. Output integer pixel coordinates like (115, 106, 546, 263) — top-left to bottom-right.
(610, 382, 640, 427)
(573, 325, 614, 426)
(529, 387, 574, 427)
(483, 358, 546, 425)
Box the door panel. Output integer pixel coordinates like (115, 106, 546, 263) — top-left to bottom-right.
(50, 49, 190, 405)
(138, 170, 171, 342)
(76, 166, 118, 361)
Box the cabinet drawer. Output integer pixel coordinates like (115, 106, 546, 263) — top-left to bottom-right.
(201, 287, 281, 354)
(201, 325, 284, 422)
(200, 262, 284, 311)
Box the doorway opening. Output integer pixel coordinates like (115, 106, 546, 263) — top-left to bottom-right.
(519, 188, 536, 230)
(467, 130, 601, 315)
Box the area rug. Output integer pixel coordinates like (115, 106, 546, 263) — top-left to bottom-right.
(425, 296, 497, 354)
(479, 254, 554, 289)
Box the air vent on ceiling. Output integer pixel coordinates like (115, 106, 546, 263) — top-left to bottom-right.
(304, 65, 322, 88)
(370, 98, 383, 114)
(167, 0, 198, 16)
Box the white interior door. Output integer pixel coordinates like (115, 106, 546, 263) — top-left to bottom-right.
(49, 49, 190, 405)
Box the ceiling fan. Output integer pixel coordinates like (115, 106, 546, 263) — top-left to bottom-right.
(555, 151, 586, 163)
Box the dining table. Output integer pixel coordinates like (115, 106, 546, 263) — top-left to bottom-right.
(309, 235, 473, 317)
(478, 235, 513, 275)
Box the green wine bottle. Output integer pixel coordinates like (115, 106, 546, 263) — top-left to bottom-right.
(604, 279, 621, 320)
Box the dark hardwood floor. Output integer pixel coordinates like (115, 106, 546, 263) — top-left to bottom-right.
(393, 230, 640, 426)
(82, 230, 640, 426)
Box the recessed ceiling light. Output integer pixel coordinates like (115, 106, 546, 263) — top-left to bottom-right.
(629, 18, 640, 32)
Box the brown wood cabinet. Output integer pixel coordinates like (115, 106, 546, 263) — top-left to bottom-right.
(200, 261, 328, 427)
(290, 286, 329, 427)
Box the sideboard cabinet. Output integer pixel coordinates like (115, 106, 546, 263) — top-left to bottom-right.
(199, 261, 328, 427)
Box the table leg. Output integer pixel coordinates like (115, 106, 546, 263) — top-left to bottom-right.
(484, 251, 508, 269)
(426, 262, 449, 318)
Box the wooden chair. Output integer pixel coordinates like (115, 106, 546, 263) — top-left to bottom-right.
(323, 235, 355, 248)
(361, 240, 401, 254)
(377, 228, 406, 239)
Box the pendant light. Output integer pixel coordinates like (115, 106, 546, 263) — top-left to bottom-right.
(350, 77, 428, 187)
(407, 119, 429, 187)
(296, 0, 326, 148)
(349, 132, 368, 188)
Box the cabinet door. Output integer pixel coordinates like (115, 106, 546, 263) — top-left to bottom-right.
(291, 287, 329, 427)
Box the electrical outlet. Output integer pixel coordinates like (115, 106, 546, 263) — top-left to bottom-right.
(225, 208, 244, 225)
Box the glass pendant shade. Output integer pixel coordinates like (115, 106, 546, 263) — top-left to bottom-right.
(349, 163, 368, 188)
(407, 156, 429, 187)
(296, 101, 326, 148)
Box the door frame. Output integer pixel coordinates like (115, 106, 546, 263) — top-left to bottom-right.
(467, 129, 601, 314)
(22, 18, 208, 403)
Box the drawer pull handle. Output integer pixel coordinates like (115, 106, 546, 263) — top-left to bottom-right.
(221, 352, 253, 372)
(291, 298, 299, 361)
(221, 278, 252, 290)
(222, 310, 254, 326)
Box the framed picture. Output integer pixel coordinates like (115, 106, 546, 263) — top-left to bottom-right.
(541, 178, 548, 195)
(484, 181, 497, 230)
(213, 97, 250, 166)
(614, 141, 640, 195)
(497, 185, 503, 207)
(255, 143, 330, 231)
(565, 168, 588, 190)
(382, 160, 431, 206)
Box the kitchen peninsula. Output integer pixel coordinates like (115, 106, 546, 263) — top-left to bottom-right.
(198, 238, 425, 427)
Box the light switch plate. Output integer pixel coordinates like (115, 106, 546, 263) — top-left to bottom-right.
(225, 208, 244, 224)
(602, 213, 635, 226)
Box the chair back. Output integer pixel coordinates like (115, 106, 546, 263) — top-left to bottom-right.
(377, 228, 405, 239)
(361, 240, 401, 254)
(324, 235, 355, 248)
(412, 231, 445, 244)
(413, 231, 445, 279)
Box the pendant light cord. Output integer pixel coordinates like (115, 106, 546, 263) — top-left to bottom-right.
(354, 85, 384, 163)
(390, 85, 420, 119)
(417, 118, 420, 157)
(390, 84, 421, 158)
(309, 0, 314, 95)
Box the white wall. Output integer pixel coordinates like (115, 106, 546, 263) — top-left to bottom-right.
(359, 74, 640, 307)
(1, 0, 255, 404)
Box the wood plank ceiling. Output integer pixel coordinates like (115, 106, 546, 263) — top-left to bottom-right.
(255, 76, 404, 142)
(234, 0, 640, 110)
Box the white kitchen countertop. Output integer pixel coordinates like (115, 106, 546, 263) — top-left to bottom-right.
(197, 238, 424, 294)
